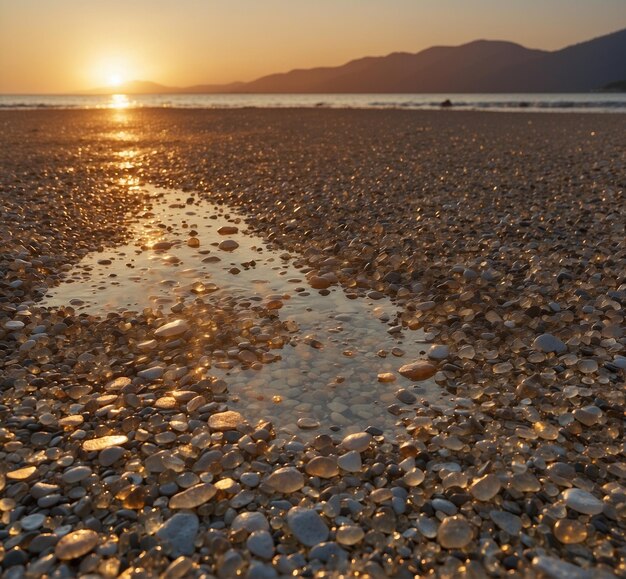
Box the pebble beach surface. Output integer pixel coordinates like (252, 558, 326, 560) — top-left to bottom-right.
(0, 108, 625, 578)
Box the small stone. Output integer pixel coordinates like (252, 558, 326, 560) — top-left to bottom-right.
(209, 410, 245, 430)
(398, 360, 437, 381)
(533, 333, 567, 354)
(7, 466, 37, 480)
(490, 511, 522, 535)
(4, 320, 25, 330)
(98, 446, 125, 466)
(305, 456, 339, 478)
(437, 516, 473, 549)
(336, 525, 365, 545)
(562, 489, 604, 515)
(62, 466, 92, 484)
(54, 529, 99, 560)
(155, 319, 190, 338)
(403, 468, 425, 486)
(219, 239, 239, 251)
(469, 474, 501, 501)
(138, 366, 164, 380)
(553, 519, 588, 544)
(156, 513, 199, 557)
(217, 225, 239, 235)
(573, 405, 602, 426)
(337, 451, 362, 472)
(247, 530, 275, 560)
(231, 512, 269, 533)
(21, 513, 46, 531)
(427, 344, 449, 360)
(339, 432, 372, 452)
(377, 372, 396, 383)
(82, 435, 128, 452)
(297, 417, 320, 430)
(532, 556, 593, 579)
(287, 507, 329, 547)
(169, 483, 217, 509)
(187, 237, 200, 247)
(395, 388, 417, 404)
(266, 467, 304, 493)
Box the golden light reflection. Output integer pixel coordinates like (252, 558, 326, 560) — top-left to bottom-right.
(110, 93, 129, 109)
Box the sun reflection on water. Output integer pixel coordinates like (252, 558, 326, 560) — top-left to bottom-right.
(110, 93, 130, 109)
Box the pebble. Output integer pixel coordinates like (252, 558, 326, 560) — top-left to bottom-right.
(336, 525, 365, 545)
(427, 344, 449, 360)
(286, 507, 329, 547)
(533, 333, 567, 354)
(231, 512, 269, 533)
(562, 489, 604, 515)
(246, 530, 275, 560)
(54, 529, 99, 560)
(553, 519, 588, 544)
(155, 319, 190, 338)
(337, 451, 362, 472)
(305, 456, 339, 478)
(469, 474, 501, 501)
(156, 513, 200, 557)
(209, 410, 245, 430)
(437, 516, 473, 549)
(219, 239, 239, 251)
(339, 432, 372, 452)
(395, 388, 417, 404)
(169, 483, 217, 509)
(82, 435, 128, 452)
(490, 510, 522, 535)
(398, 360, 437, 381)
(266, 467, 304, 493)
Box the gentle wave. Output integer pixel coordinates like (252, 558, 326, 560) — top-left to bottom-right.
(1, 93, 625, 112)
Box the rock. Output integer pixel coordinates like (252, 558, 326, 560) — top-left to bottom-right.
(21, 513, 46, 531)
(562, 489, 604, 515)
(137, 366, 164, 380)
(437, 516, 473, 549)
(286, 507, 329, 547)
(54, 529, 99, 560)
(553, 519, 587, 544)
(169, 483, 217, 509)
(469, 474, 501, 501)
(427, 344, 449, 360)
(489, 510, 522, 535)
(336, 525, 365, 545)
(82, 435, 128, 452)
(398, 360, 437, 381)
(337, 451, 362, 472)
(219, 239, 239, 251)
(533, 333, 567, 354)
(377, 372, 396, 383)
(246, 530, 274, 560)
(266, 467, 304, 493)
(217, 225, 239, 235)
(339, 432, 372, 452)
(296, 417, 320, 430)
(98, 446, 125, 466)
(532, 556, 593, 579)
(62, 466, 92, 484)
(209, 411, 245, 430)
(231, 512, 269, 533)
(395, 388, 417, 404)
(308, 276, 332, 290)
(155, 319, 190, 338)
(156, 513, 200, 557)
(305, 456, 339, 478)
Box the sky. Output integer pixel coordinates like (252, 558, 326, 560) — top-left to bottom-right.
(0, 0, 625, 93)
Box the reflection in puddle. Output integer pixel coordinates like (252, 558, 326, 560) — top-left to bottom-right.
(43, 188, 451, 437)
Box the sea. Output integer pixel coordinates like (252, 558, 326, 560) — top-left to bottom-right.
(0, 93, 625, 112)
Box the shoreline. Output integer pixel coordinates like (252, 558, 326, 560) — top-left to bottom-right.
(1, 108, 624, 577)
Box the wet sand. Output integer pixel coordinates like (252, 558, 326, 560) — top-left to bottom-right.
(1, 109, 625, 577)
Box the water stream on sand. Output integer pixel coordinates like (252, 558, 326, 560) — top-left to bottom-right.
(42, 187, 451, 436)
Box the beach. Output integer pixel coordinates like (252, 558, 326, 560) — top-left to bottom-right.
(1, 108, 625, 577)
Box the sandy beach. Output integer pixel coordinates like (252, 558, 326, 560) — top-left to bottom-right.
(1, 108, 625, 577)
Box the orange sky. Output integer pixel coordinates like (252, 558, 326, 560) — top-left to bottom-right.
(0, 0, 625, 93)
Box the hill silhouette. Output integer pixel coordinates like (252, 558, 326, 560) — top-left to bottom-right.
(87, 27, 626, 94)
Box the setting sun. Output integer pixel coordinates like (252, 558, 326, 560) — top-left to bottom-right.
(107, 73, 124, 87)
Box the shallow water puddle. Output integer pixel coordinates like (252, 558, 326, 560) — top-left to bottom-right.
(43, 187, 451, 436)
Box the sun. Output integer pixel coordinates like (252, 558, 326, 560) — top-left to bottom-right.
(107, 73, 124, 87)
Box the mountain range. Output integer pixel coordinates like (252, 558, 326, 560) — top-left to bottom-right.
(91, 27, 626, 94)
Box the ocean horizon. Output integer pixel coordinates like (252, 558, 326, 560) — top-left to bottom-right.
(1, 92, 626, 112)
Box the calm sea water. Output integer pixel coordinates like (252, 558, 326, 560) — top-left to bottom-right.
(1, 93, 625, 112)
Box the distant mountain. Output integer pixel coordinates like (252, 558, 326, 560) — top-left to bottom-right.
(602, 79, 626, 92)
(87, 27, 626, 94)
